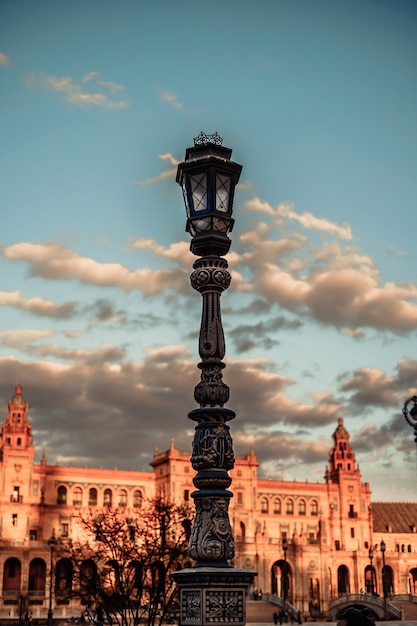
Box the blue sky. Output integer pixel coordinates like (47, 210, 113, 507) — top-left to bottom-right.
(1, 0, 417, 500)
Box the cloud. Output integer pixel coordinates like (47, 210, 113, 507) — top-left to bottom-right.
(228, 315, 302, 353)
(0, 52, 10, 66)
(0, 290, 75, 318)
(138, 153, 180, 185)
(26, 71, 130, 110)
(160, 89, 183, 109)
(1, 242, 189, 295)
(243, 198, 352, 240)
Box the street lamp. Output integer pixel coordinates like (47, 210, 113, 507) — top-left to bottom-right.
(368, 547, 374, 595)
(380, 540, 388, 620)
(171, 133, 256, 626)
(282, 537, 288, 605)
(47, 530, 57, 626)
(402, 396, 417, 447)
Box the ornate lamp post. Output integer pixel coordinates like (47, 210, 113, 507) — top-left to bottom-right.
(171, 133, 256, 626)
(368, 547, 374, 595)
(380, 540, 388, 620)
(47, 530, 57, 626)
(402, 396, 417, 447)
(282, 537, 288, 605)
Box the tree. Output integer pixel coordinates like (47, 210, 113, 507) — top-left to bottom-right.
(65, 497, 192, 626)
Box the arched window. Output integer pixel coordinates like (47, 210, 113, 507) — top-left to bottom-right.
(55, 558, 73, 595)
(89, 488, 97, 506)
(28, 558, 46, 593)
(286, 499, 294, 515)
(337, 564, 349, 594)
(273, 498, 281, 514)
(80, 560, 97, 596)
(73, 486, 82, 507)
(260, 497, 269, 513)
(3, 558, 21, 593)
(118, 489, 127, 507)
(103, 489, 112, 507)
(298, 499, 306, 515)
(57, 486, 67, 505)
(310, 500, 318, 516)
(133, 490, 142, 508)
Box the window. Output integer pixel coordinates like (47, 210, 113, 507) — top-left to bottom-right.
(298, 499, 306, 515)
(286, 499, 294, 515)
(237, 470, 242, 477)
(12, 514, 18, 526)
(184, 466, 190, 473)
(29, 530, 37, 541)
(133, 490, 142, 508)
(184, 490, 189, 501)
(335, 540, 340, 551)
(350, 528, 355, 538)
(118, 489, 127, 507)
(33, 480, 38, 496)
(73, 487, 82, 507)
(310, 500, 318, 516)
(273, 498, 281, 514)
(89, 488, 97, 506)
(57, 486, 67, 505)
(61, 523, 69, 537)
(237, 492, 243, 506)
(103, 489, 112, 507)
(260, 497, 269, 513)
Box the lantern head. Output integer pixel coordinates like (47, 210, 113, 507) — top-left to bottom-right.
(177, 132, 242, 256)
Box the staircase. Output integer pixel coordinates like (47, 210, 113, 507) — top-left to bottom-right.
(246, 600, 278, 623)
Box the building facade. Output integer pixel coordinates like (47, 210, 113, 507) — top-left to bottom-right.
(1, 385, 417, 619)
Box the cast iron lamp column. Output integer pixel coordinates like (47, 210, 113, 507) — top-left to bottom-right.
(368, 548, 374, 595)
(282, 537, 288, 606)
(171, 133, 256, 626)
(47, 530, 57, 626)
(380, 540, 388, 620)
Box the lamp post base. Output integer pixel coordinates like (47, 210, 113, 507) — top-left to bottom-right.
(172, 567, 256, 626)
(47, 609, 54, 626)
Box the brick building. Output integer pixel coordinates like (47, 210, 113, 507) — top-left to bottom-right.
(1, 384, 416, 619)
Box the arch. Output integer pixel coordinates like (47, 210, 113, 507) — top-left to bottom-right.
(57, 485, 67, 505)
(286, 498, 294, 515)
(28, 558, 46, 594)
(133, 489, 142, 508)
(260, 496, 269, 514)
(298, 499, 306, 515)
(410, 567, 417, 594)
(271, 560, 292, 601)
(73, 486, 83, 507)
(310, 499, 318, 516)
(103, 559, 120, 593)
(103, 488, 112, 507)
(364, 565, 376, 594)
(273, 498, 281, 514)
(89, 487, 97, 506)
(3, 557, 21, 593)
(118, 489, 128, 507)
(382, 565, 394, 596)
(337, 564, 349, 595)
(80, 559, 97, 599)
(55, 558, 73, 595)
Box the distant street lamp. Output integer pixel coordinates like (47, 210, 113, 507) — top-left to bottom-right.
(368, 547, 375, 595)
(47, 530, 57, 626)
(171, 133, 256, 626)
(380, 540, 388, 620)
(402, 396, 417, 448)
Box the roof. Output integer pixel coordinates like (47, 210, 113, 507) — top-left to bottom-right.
(372, 502, 417, 533)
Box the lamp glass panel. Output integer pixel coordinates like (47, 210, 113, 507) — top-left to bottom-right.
(215, 174, 231, 212)
(189, 216, 212, 236)
(190, 173, 208, 213)
(213, 217, 229, 233)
